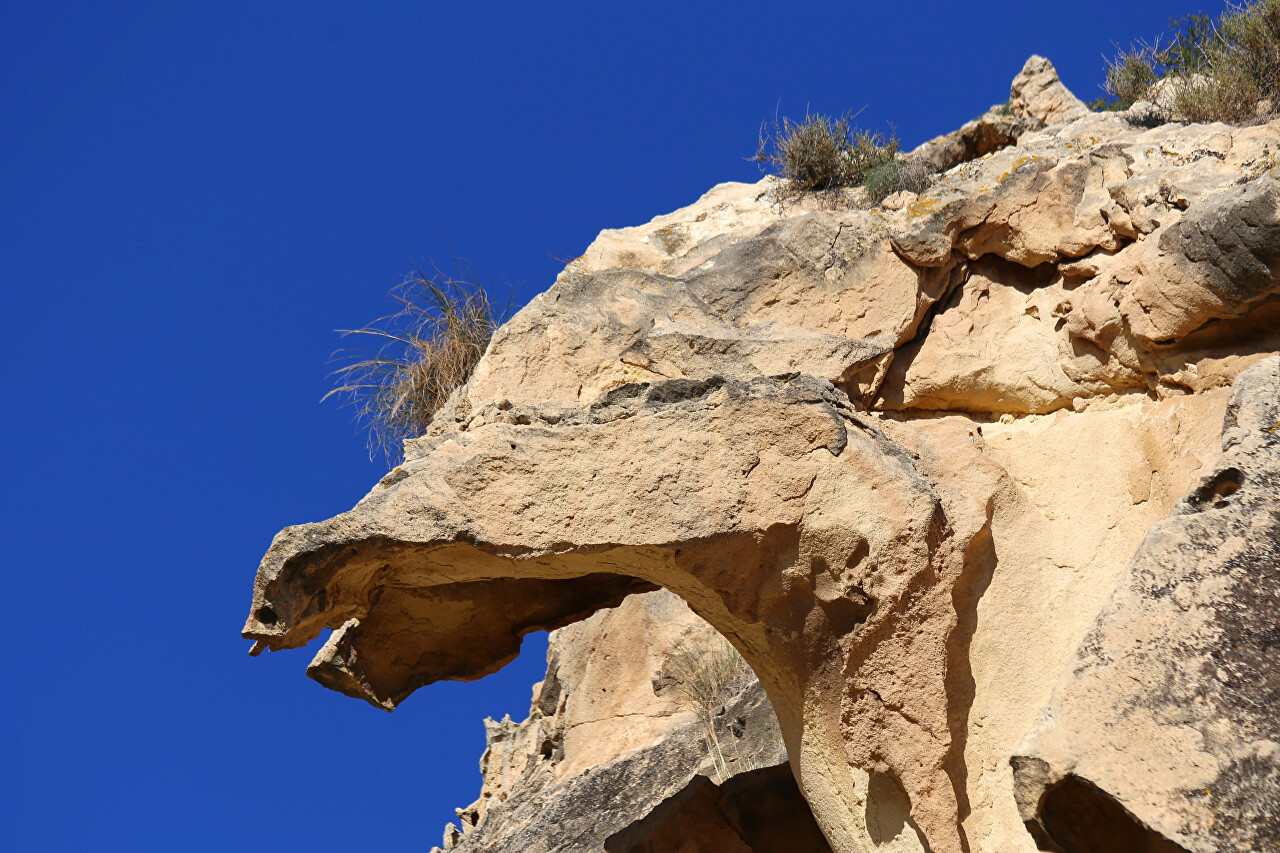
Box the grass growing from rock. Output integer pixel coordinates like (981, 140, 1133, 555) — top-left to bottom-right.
(863, 159, 936, 205)
(667, 636, 764, 782)
(1176, 0, 1280, 122)
(1100, 45, 1163, 109)
(753, 111, 901, 203)
(1094, 1, 1280, 123)
(325, 268, 505, 465)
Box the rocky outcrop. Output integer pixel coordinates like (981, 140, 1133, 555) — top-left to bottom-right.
(1009, 56, 1089, 126)
(604, 764, 833, 853)
(246, 368, 997, 853)
(433, 591, 787, 853)
(882, 117, 1280, 416)
(244, 58, 1280, 853)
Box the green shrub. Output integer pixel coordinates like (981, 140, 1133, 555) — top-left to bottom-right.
(1097, 2, 1280, 122)
(1088, 95, 1130, 112)
(325, 269, 505, 464)
(863, 159, 936, 205)
(1103, 45, 1161, 107)
(1159, 12, 1216, 74)
(1175, 0, 1280, 122)
(753, 112, 899, 203)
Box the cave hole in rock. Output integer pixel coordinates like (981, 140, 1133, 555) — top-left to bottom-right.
(1030, 774, 1192, 853)
(1190, 466, 1244, 510)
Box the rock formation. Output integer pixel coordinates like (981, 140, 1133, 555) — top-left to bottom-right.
(433, 590, 789, 853)
(1011, 357, 1280, 853)
(1008, 55, 1090, 126)
(244, 57, 1280, 852)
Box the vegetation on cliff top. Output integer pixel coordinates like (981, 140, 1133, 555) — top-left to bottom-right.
(1094, 0, 1280, 123)
(325, 268, 505, 465)
(752, 112, 933, 205)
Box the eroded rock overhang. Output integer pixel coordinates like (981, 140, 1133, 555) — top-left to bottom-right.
(245, 68, 1280, 853)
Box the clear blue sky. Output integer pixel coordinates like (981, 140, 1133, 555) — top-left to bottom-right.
(3, 2, 1215, 850)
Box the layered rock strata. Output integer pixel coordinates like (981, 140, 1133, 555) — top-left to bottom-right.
(244, 58, 1280, 852)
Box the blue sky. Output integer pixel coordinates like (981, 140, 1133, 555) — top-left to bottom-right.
(3, 1, 1215, 850)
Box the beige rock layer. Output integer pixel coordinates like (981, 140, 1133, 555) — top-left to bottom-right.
(244, 58, 1280, 853)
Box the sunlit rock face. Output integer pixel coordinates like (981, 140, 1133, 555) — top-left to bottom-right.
(1012, 356, 1280, 853)
(244, 57, 1280, 853)
(433, 590, 789, 853)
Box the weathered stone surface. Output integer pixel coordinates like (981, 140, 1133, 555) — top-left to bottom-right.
(918, 392, 1228, 852)
(887, 116, 1135, 269)
(603, 764, 833, 853)
(1008, 56, 1089, 126)
(1117, 177, 1280, 345)
(878, 257, 1146, 414)
(1012, 356, 1280, 852)
(469, 211, 940, 410)
(883, 115, 1280, 414)
(570, 178, 818, 278)
(676, 212, 950, 348)
(439, 684, 780, 853)
(245, 58, 1280, 853)
(436, 591, 787, 853)
(912, 110, 1042, 174)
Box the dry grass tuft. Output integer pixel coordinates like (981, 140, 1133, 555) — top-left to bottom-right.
(325, 268, 506, 465)
(666, 635, 765, 781)
(753, 111, 900, 203)
(1102, 44, 1163, 107)
(667, 635, 756, 715)
(863, 159, 936, 205)
(1095, 2, 1280, 123)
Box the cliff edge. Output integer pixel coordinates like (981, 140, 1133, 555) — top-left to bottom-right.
(243, 57, 1280, 853)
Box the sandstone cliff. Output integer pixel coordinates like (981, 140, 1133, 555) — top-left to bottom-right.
(244, 57, 1280, 853)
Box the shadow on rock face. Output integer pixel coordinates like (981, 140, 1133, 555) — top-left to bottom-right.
(1029, 774, 1191, 853)
(866, 770, 930, 850)
(603, 763, 833, 853)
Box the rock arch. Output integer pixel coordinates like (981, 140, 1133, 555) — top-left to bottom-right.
(243, 376, 1000, 853)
